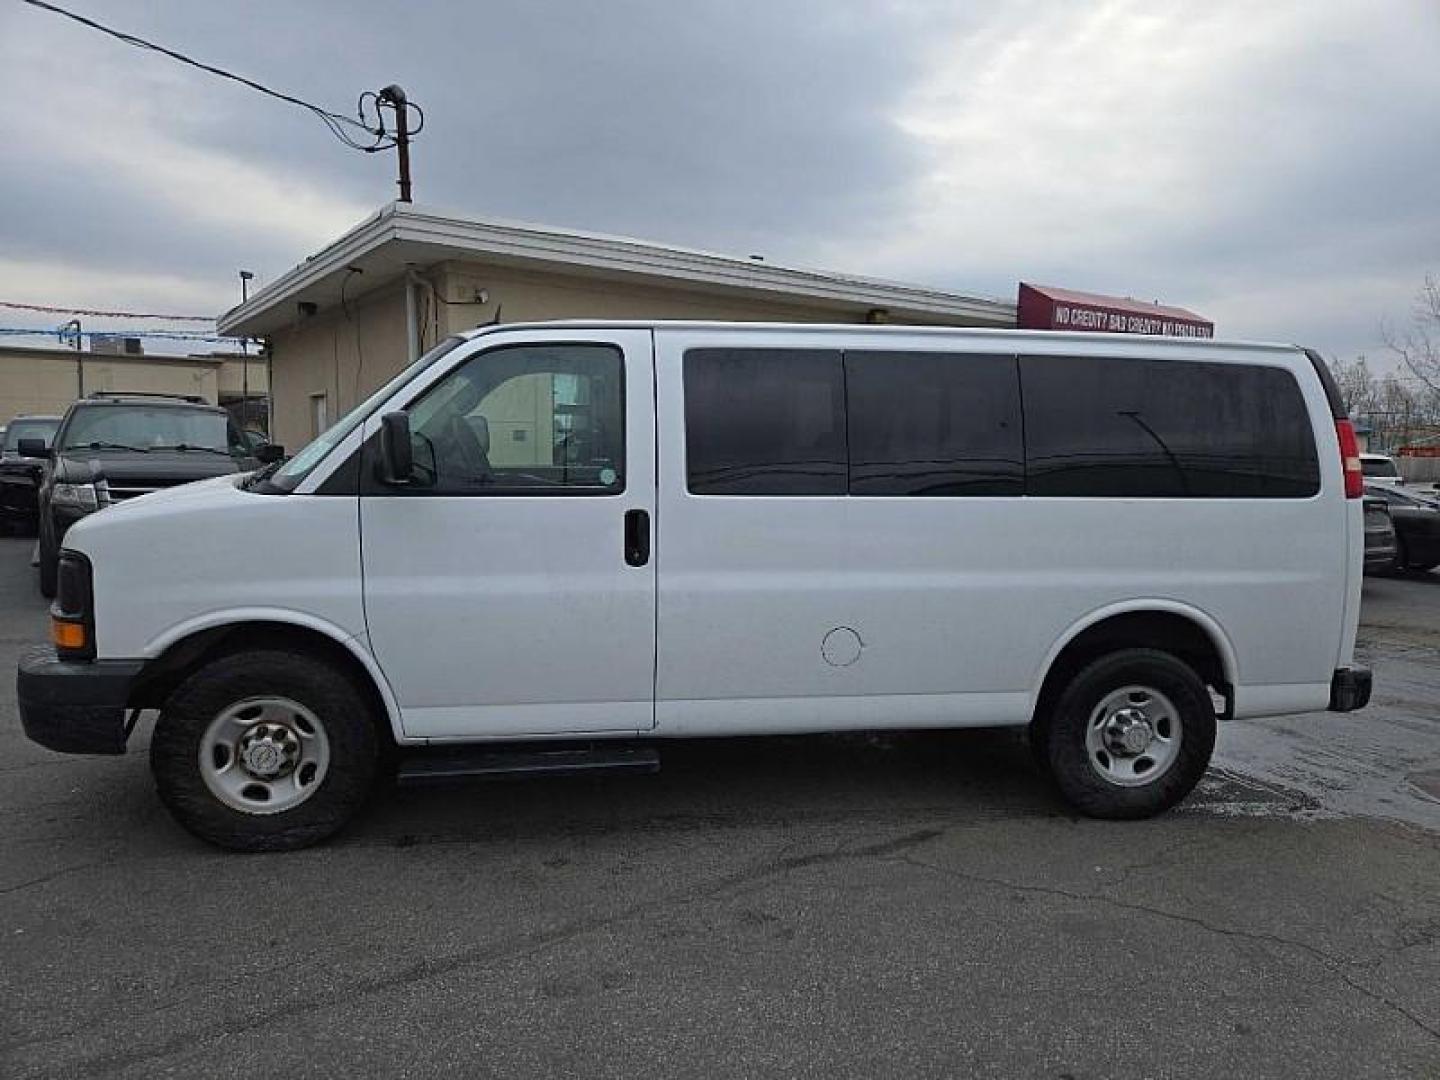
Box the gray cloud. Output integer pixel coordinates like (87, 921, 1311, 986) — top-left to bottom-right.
(1, 0, 1435, 364)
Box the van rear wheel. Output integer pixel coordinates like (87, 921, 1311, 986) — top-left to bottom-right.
(150, 650, 379, 851)
(1037, 649, 1216, 819)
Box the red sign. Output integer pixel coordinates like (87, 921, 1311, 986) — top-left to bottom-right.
(1397, 446, 1440, 458)
(1018, 283, 1213, 338)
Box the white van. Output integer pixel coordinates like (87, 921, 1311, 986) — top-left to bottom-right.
(19, 323, 1372, 850)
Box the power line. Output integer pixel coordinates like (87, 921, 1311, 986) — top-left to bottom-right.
(0, 327, 232, 343)
(0, 299, 213, 321)
(17, 0, 421, 154)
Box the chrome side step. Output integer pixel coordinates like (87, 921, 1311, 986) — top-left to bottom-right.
(395, 745, 660, 786)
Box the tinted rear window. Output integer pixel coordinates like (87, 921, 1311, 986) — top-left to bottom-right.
(846, 352, 1022, 496)
(684, 349, 847, 495)
(1361, 458, 1400, 478)
(1021, 355, 1320, 498)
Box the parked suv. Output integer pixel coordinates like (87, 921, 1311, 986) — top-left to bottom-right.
(1360, 453, 1404, 487)
(17, 324, 1373, 850)
(0, 414, 61, 534)
(29, 393, 260, 596)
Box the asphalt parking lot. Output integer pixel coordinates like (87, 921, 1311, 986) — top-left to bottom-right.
(1, 535, 1437, 1079)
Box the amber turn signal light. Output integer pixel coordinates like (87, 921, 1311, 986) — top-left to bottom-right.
(51, 618, 87, 652)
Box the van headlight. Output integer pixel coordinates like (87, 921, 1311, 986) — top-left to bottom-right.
(52, 550, 95, 660)
(51, 482, 100, 511)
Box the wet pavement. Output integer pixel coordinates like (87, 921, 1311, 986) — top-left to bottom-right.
(0, 535, 1437, 1079)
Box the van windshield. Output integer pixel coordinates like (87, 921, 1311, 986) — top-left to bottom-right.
(262, 335, 467, 493)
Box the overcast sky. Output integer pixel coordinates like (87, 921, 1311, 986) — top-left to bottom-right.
(1, 0, 1437, 365)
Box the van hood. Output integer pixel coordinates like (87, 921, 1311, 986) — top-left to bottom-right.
(64, 474, 251, 540)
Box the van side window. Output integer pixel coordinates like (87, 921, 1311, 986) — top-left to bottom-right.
(846, 352, 1022, 496)
(684, 349, 847, 495)
(403, 343, 625, 494)
(1021, 355, 1320, 498)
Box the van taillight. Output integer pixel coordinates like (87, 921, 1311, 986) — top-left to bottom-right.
(1336, 419, 1363, 499)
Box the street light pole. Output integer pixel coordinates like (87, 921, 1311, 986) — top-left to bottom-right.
(239, 270, 255, 428)
(58, 318, 83, 397)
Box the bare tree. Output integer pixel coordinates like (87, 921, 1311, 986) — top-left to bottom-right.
(1328, 355, 1379, 417)
(1385, 273, 1440, 395)
(1327, 349, 1440, 451)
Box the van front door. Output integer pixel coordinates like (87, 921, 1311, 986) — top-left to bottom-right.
(359, 329, 656, 738)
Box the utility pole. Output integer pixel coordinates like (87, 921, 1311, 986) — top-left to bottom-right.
(377, 85, 412, 202)
(239, 270, 254, 430)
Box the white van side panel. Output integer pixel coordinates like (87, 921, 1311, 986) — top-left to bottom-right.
(75, 478, 367, 662)
(652, 327, 1347, 733)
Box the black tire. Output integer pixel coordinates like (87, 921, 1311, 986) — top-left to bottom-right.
(1408, 562, 1437, 573)
(1036, 648, 1216, 820)
(1387, 538, 1409, 577)
(150, 650, 379, 851)
(37, 520, 57, 599)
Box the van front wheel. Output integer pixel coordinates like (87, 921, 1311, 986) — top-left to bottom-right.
(1037, 649, 1216, 819)
(150, 651, 379, 851)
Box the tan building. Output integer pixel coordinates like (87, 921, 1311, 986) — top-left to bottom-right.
(218, 203, 1016, 449)
(0, 344, 269, 432)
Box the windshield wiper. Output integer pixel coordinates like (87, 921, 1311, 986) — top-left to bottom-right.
(242, 459, 284, 490)
(151, 444, 233, 456)
(65, 441, 148, 453)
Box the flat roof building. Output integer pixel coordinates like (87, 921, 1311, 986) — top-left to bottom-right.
(0, 344, 267, 431)
(218, 203, 1016, 448)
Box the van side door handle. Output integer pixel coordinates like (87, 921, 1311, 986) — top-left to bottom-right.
(624, 509, 650, 567)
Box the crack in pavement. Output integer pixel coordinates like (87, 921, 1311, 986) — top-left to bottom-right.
(891, 852, 1440, 1044)
(2, 827, 946, 1077)
(0, 861, 105, 897)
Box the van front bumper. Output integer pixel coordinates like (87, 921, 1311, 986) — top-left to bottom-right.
(16, 647, 144, 755)
(1328, 667, 1373, 712)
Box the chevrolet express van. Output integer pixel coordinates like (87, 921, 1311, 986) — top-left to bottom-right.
(18, 323, 1372, 850)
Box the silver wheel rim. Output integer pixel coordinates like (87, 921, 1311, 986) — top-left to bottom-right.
(198, 697, 331, 815)
(1085, 684, 1182, 788)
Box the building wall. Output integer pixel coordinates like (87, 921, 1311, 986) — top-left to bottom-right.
(0, 347, 220, 424)
(264, 261, 985, 449)
(214, 353, 270, 398)
(427, 261, 895, 339)
(266, 285, 411, 449)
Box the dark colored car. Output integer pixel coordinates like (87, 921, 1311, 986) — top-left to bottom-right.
(1362, 495, 1398, 575)
(29, 394, 262, 597)
(0, 415, 62, 534)
(1364, 482, 1440, 574)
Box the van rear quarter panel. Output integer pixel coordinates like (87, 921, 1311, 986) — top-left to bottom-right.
(653, 327, 1349, 729)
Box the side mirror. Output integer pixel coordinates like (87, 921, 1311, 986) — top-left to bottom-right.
(378, 412, 413, 484)
(255, 443, 285, 465)
(17, 438, 49, 459)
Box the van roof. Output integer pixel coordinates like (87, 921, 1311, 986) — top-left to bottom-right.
(458, 320, 1303, 354)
